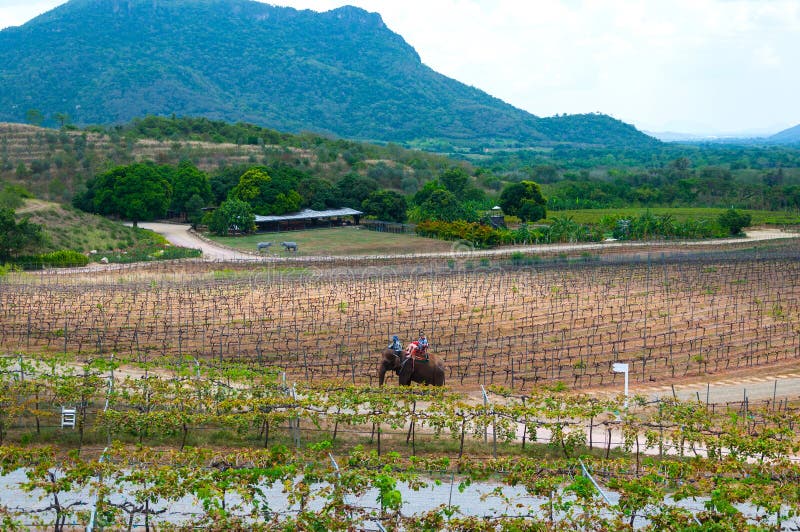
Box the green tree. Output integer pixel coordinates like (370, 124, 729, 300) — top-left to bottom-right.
(297, 176, 335, 210)
(361, 190, 407, 222)
(0, 208, 46, 261)
(210, 165, 249, 205)
(15, 163, 29, 179)
(333, 174, 378, 208)
(439, 167, 470, 197)
(499, 180, 547, 222)
(170, 161, 211, 217)
(78, 163, 172, 226)
(230, 168, 271, 206)
(185, 194, 206, 229)
(415, 189, 478, 222)
(718, 208, 751, 236)
(25, 109, 44, 126)
(412, 180, 446, 206)
(52, 112, 71, 128)
(207, 198, 255, 235)
(229, 167, 302, 215)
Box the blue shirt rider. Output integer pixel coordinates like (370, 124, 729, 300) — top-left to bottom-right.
(417, 332, 428, 351)
(388, 335, 403, 353)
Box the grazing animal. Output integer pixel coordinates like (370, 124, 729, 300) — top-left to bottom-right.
(281, 241, 298, 252)
(378, 348, 445, 386)
(256, 242, 272, 252)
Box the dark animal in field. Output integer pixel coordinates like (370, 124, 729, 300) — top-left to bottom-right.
(281, 241, 298, 252)
(256, 242, 272, 252)
(378, 348, 445, 386)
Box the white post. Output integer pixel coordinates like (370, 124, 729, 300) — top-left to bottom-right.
(612, 363, 629, 409)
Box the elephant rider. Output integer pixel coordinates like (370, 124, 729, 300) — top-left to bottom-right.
(388, 335, 403, 354)
(406, 331, 429, 361)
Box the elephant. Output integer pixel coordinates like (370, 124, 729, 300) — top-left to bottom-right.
(378, 348, 445, 387)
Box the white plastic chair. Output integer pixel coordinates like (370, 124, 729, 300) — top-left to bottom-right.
(61, 407, 77, 429)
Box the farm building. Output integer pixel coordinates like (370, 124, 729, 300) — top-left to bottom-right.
(254, 207, 363, 232)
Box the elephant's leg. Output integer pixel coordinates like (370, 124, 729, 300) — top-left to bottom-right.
(398, 364, 412, 386)
(378, 363, 387, 386)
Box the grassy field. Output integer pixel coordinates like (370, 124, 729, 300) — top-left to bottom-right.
(546, 207, 800, 225)
(207, 226, 457, 255)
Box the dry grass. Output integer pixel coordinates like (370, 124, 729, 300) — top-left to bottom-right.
(208, 226, 456, 256)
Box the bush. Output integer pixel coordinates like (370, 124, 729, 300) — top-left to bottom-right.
(13, 255, 44, 270)
(39, 250, 90, 268)
(718, 209, 752, 236)
(416, 220, 501, 248)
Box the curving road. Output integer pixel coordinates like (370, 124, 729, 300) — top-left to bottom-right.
(137, 222, 255, 260)
(139, 223, 798, 263)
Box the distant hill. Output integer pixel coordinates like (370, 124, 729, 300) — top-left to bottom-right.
(0, 0, 655, 148)
(0, 119, 464, 201)
(770, 124, 800, 144)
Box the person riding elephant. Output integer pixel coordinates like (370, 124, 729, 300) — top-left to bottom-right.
(378, 331, 444, 386)
(388, 335, 403, 354)
(406, 331, 429, 360)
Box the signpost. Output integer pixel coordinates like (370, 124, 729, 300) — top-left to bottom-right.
(612, 362, 629, 408)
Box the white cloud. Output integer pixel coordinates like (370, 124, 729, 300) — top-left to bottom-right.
(1, 0, 799, 134)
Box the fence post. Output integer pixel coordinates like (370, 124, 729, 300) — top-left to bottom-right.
(579, 458, 612, 506)
(290, 383, 300, 447)
(481, 385, 496, 457)
(86, 446, 109, 532)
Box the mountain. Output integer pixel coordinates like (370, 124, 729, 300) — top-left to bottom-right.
(0, 0, 656, 148)
(769, 124, 800, 144)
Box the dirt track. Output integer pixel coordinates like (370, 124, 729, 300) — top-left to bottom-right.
(138, 222, 254, 260)
(140, 222, 798, 262)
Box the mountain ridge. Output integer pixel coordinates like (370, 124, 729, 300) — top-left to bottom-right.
(0, 0, 655, 147)
(769, 124, 800, 144)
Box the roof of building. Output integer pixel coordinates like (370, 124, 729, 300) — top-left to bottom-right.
(254, 207, 363, 223)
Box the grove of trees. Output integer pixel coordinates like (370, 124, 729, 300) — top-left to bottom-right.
(0, 207, 45, 261)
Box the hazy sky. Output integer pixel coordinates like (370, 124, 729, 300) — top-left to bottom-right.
(2, 0, 798, 135)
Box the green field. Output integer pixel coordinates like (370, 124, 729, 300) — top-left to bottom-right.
(208, 226, 457, 256)
(546, 207, 800, 226)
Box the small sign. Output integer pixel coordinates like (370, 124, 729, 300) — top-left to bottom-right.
(612, 363, 629, 373)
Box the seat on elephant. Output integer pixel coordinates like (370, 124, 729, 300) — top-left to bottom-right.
(407, 345, 429, 362)
(410, 351, 429, 362)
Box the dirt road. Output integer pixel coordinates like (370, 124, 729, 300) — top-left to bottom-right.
(137, 222, 255, 260)
(141, 223, 798, 262)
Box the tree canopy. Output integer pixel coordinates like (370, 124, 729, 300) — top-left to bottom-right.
(361, 190, 407, 223)
(334, 174, 379, 209)
(718, 208, 752, 236)
(170, 161, 212, 215)
(206, 198, 255, 236)
(229, 167, 303, 215)
(75, 163, 173, 225)
(0, 208, 46, 261)
(499, 180, 547, 222)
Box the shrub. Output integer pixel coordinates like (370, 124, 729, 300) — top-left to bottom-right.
(39, 250, 90, 268)
(718, 209, 752, 236)
(415, 220, 501, 248)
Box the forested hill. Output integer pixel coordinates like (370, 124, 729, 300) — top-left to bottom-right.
(0, 0, 655, 148)
(770, 124, 800, 144)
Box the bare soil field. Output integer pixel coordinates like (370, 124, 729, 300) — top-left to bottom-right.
(4, 238, 800, 395)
